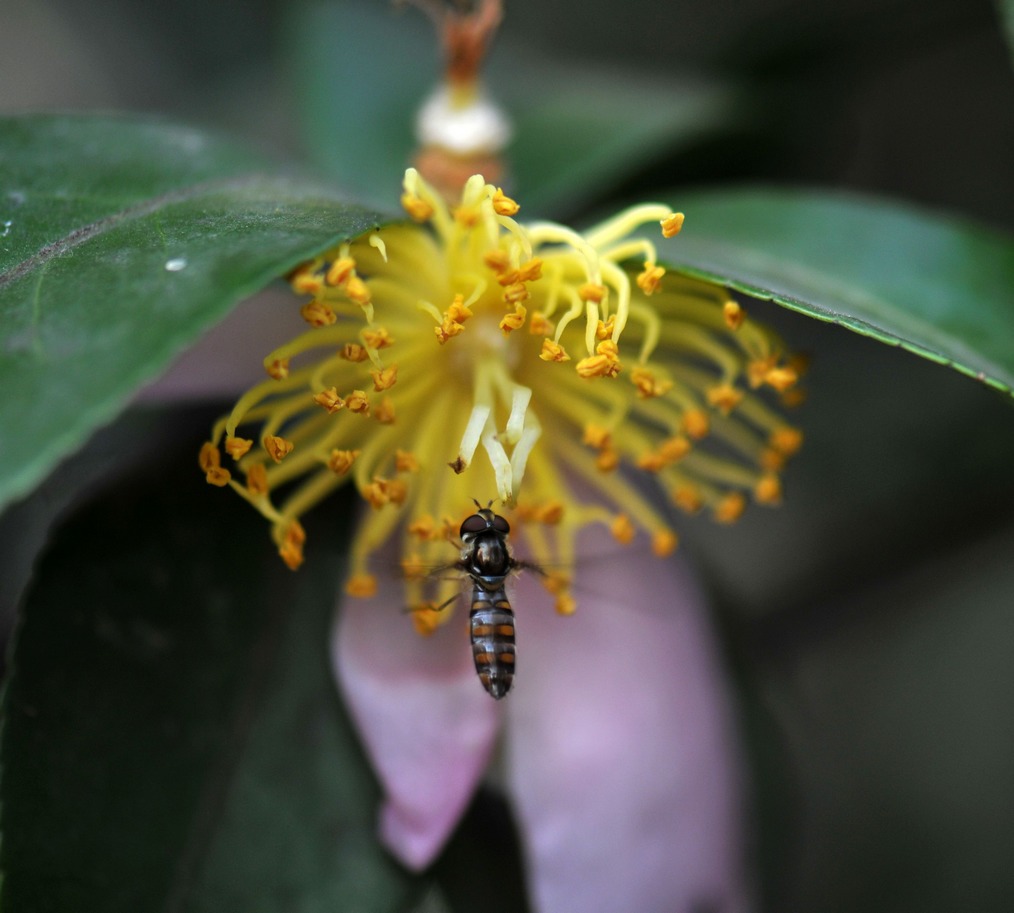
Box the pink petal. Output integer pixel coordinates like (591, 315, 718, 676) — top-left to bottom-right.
(332, 566, 501, 870)
(505, 529, 754, 913)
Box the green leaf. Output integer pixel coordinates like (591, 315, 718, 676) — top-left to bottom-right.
(662, 187, 1014, 396)
(0, 114, 388, 514)
(0, 413, 421, 912)
(284, 0, 734, 213)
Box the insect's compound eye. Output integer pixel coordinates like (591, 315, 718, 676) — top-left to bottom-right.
(459, 513, 489, 537)
(491, 514, 510, 535)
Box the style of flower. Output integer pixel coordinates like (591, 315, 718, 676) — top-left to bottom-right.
(200, 167, 802, 622)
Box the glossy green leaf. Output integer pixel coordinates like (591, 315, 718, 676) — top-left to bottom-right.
(285, 0, 734, 213)
(662, 187, 1014, 396)
(0, 419, 421, 911)
(0, 114, 387, 513)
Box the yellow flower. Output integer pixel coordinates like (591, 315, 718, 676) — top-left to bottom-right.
(202, 168, 802, 614)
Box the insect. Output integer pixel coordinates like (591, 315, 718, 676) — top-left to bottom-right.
(455, 502, 522, 700)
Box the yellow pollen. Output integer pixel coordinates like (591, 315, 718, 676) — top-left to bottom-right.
(755, 474, 783, 505)
(205, 466, 231, 487)
(313, 387, 345, 414)
(660, 212, 685, 238)
(595, 315, 616, 340)
(328, 449, 360, 475)
(224, 436, 253, 460)
(401, 556, 427, 581)
(723, 300, 745, 330)
(579, 282, 607, 304)
(491, 187, 520, 216)
(529, 311, 554, 336)
(341, 343, 370, 363)
(411, 604, 443, 636)
(408, 515, 436, 540)
(345, 390, 371, 415)
(325, 256, 356, 287)
(575, 342, 622, 379)
(370, 365, 399, 392)
(582, 424, 612, 450)
(543, 572, 571, 595)
(290, 269, 324, 297)
(454, 204, 479, 227)
(747, 355, 779, 389)
(610, 514, 636, 545)
(300, 300, 337, 327)
(345, 275, 371, 306)
(362, 479, 390, 509)
(770, 427, 804, 456)
(652, 530, 679, 557)
(264, 435, 294, 463)
(246, 463, 268, 495)
(446, 294, 473, 323)
(499, 305, 527, 334)
(554, 593, 577, 616)
(484, 249, 511, 274)
(637, 452, 665, 473)
(682, 409, 710, 439)
(707, 384, 745, 414)
(198, 442, 221, 472)
(764, 366, 800, 392)
(386, 478, 408, 504)
(636, 263, 665, 295)
(539, 339, 570, 362)
(673, 484, 704, 514)
(278, 520, 306, 570)
(596, 448, 620, 472)
(714, 492, 746, 524)
(760, 448, 787, 473)
(631, 367, 673, 399)
(436, 318, 466, 343)
(502, 281, 530, 305)
(533, 500, 565, 524)
(659, 435, 692, 463)
(395, 449, 420, 473)
(265, 357, 290, 380)
(361, 327, 393, 349)
(401, 193, 434, 222)
(374, 397, 397, 424)
(345, 573, 378, 598)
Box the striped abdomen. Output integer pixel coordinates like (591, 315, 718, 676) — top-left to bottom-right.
(469, 583, 516, 700)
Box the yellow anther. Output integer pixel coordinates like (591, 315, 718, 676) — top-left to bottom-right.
(769, 427, 804, 456)
(723, 300, 745, 330)
(578, 282, 607, 303)
(575, 341, 622, 379)
(755, 473, 783, 505)
(672, 484, 704, 514)
(502, 281, 530, 304)
(454, 204, 480, 227)
(205, 466, 231, 487)
(370, 365, 399, 392)
(714, 492, 746, 524)
(265, 357, 290, 380)
(246, 463, 268, 495)
(408, 515, 436, 540)
(747, 355, 779, 389)
(491, 187, 520, 216)
(636, 263, 665, 295)
(375, 397, 397, 424)
(385, 478, 408, 504)
(224, 436, 253, 460)
(361, 326, 393, 350)
(278, 520, 306, 570)
(529, 311, 554, 336)
(436, 318, 466, 344)
(401, 555, 427, 581)
(345, 572, 378, 598)
(395, 449, 420, 473)
(345, 274, 371, 306)
(631, 366, 673, 399)
(340, 343, 369, 363)
(682, 409, 710, 439)
(411, 604, 442, 636)
(499, 304, 527, 335)
(660, 212, 685, 238)
(345, 390, 371, 415)
(484, 249, 511, 274)
(539, 339, 570, 362)
(659, 435, 692, 463)
(652, 530, 679, 557)
(291, 270, 324, 297)
(326, 256, 357, 287)
(707, 384, 744, 414)
(582, 424, 612, 450)
(637, 451, 665, 473)
(446, 294, 473, 323)
(362, 479, 390, 509)
(534, 500, 565, 524)
(313, 387, 345, 414)
(760, 448, 787, 473)
(596, 448, 620, 472)
(764, 365, 799, 392)
(554, 593, 577, 616)
(199, 442, 221, 472)
(610, 513, 636, 545)
(595, 315, 616, 340)
(328, 449, 360, 475)
(543, 572, 571, 595)
(264, 435, 294, 463)
(401, 193, 434, 222)
(498, 260, 542, 286)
